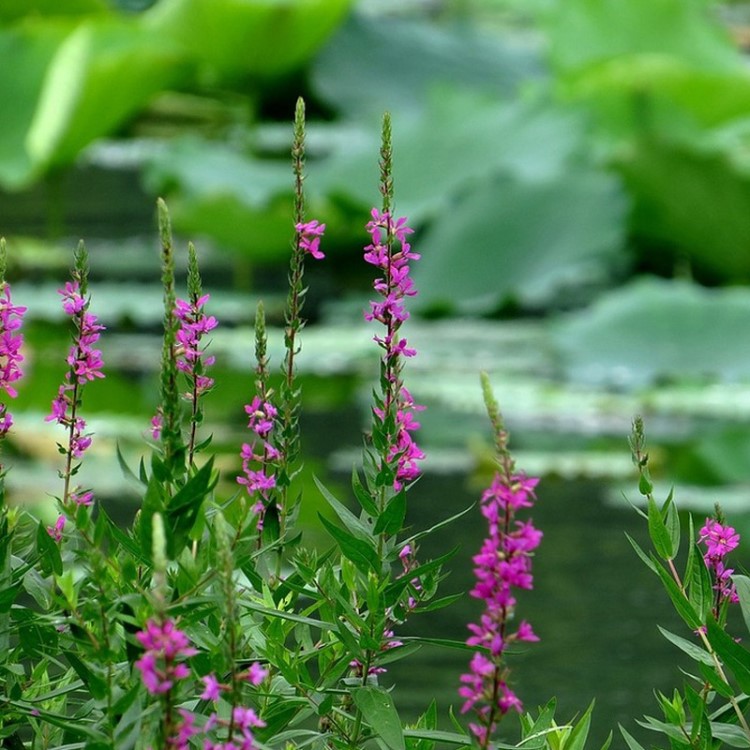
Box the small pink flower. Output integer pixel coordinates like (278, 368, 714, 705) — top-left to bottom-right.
(244, 662, 268, 686)
(200, 673, 223, 701)
(47, 514, 65, 542)
(296, 220, 326, 260)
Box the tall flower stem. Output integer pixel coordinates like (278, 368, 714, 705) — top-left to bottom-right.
(278, 98, 322, 547)
(459, 372, 541, 748)
(46, 242, 104, 506)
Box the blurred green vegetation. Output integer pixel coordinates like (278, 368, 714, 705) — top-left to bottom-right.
(5, 0, 750, 495)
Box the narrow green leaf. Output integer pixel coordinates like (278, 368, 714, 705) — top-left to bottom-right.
(405, 503, 475, 546)
(116, 442, 146, 487)
(706, 615, 750, 693)
(318, 514, 380, 574)
(566, 700, 595, 750)
(732, 574, 750, 638)
(664, 491, 680, 558)
(687, 543, 713, 623)
(652, 554, 701, 630)
(619, 724, 647, 750)
(402, 729, 472, 746)
(708, 722, 750, 748)
(648, 494, 674, 559)
(0, 581, 22, 613)
(36, 520, 62, 577)
(624, 532, 658, 574)
(374, 489, 407, 536)
(166, 457, 215, 557)
(65, 652, 106, 700)
(315, 475, 374, 539)
(658, 626, 713, 665)
(353, 686, 405, 750)
(352, 466, 379, 516)
(698, 662, 734, 698)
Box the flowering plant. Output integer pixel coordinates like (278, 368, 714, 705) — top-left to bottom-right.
(1, 96, 750, 750)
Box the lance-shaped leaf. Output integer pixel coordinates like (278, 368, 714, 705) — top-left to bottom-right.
(353, 686, 405, 750)
(706, 615, 750, 694)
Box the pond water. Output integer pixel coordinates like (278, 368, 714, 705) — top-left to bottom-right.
(2, 163, 748, 749)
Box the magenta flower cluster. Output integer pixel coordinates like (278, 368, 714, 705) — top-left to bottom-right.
(459, 473, 542, 745)
(135, 619, 267, 750)
(699, 518, 741, 606)
(237, 396, 281, 528)
(296, 220, 326, 260)
(175, 294, 218, 400)
(46, 280, 105, 458)
(199, 664, 268, 750)
(363, 209, 425, 488)
(135, 618, 197, 695)
(0, 283, 26, 437)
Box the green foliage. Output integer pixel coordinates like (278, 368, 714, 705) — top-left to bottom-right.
(626, 417, 750, 749)
(0, 0, 351, 189)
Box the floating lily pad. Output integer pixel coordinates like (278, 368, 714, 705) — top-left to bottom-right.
(552, 278, 750, 387)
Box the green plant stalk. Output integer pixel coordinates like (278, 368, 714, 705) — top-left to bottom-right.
(157, 199, 184, 489)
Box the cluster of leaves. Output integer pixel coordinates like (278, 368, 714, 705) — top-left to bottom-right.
(624, 416, 750, 749)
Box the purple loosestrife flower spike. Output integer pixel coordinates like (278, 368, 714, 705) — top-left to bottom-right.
(46, 242, 105, 506)
(274, 97, 326, 559)
(177, 242, 218, 467)
(364, 113, 424, 492)
(459, 372, 542, 748)
(0, 238, 26, 447)
(237, 303, 280, 536)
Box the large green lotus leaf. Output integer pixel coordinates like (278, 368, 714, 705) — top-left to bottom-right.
(143, 0, 352, 78)
(411, 167, 626, 314)
(317, 89, 589, 224)
(25, 18, 187, 171)
(0, 22, 71, 188)
(311, 12, 543, 119)
(617, 140, 750, 281)
(552, 278, 750, 386)
(546, 0, 739, 76)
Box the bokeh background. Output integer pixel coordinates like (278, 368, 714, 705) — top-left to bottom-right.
(4, 0, 750, 745)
